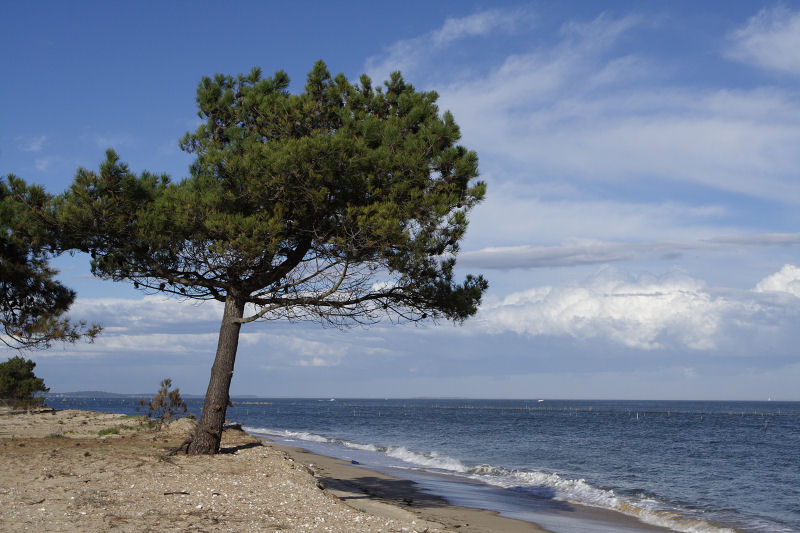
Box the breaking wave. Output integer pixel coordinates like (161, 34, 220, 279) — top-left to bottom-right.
(244, 425, 739, 533)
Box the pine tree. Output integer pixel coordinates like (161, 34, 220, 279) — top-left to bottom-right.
(138, 378, 188, 429)
(0, 355, 49, 408)
(58, 61, 487, 454)
(1, 176, 100, 349)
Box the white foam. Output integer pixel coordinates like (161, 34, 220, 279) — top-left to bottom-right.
(242, 425, 737, 533)
(243, 426, 330, 443)
(341, 441, 382, 452)
(468, 464, 506, 476)
(385, 446, 469, 472)
(466, 468, 735, 533)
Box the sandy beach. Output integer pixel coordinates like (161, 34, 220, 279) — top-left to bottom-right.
(0, 408, 547, 532)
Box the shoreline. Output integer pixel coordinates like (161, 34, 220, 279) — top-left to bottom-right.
(272, 441, 548, 532)
(1, 407, 674, 532)
(1, 408, 548, 532)
(267, 439, 675, 533)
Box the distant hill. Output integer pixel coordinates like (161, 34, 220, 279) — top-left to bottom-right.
(47, 391, 206, 399)
(46, 391, 138, 398)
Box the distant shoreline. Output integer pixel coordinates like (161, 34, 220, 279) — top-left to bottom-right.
(46, 392, 800, 402)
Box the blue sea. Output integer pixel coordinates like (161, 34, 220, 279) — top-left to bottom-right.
(53, 397, 799, 533)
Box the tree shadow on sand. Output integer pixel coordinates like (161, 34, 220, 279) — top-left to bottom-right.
(317, 474, 577, 515)
(219, 441, 263, 454)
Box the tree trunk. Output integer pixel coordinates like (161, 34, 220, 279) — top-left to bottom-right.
(187, 293, 246, 455)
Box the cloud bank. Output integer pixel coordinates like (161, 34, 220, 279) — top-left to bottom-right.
(47, 263, 800, 364)
(477, 265, 800, 353)
(366, 9, 800, 204)
(728, 6, 800, 76)
(365, 8, 536, 83)
(755, 264, 800, 297)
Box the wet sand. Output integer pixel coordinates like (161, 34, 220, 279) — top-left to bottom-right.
(277, 443, 548, 532)
(272, 441, 675, 533)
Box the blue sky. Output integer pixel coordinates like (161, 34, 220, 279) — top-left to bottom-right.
(3, 1, 800, 399)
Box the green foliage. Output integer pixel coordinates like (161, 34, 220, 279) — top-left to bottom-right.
(97, 427, 119, 436)
(0, 355, 49, 407)
(1, 176, 101, 349)
(57, 62, 487, 453)
(138, 378, 187, 428)
(57, 60, 487, 325)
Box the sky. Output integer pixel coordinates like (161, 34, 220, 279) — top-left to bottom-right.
(2, 1, 800, 400)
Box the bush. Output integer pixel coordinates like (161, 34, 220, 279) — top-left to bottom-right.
(0, 356, 49, 408)
(138, 378, 187, 429)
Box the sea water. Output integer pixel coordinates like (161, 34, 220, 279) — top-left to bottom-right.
(54, 397, 800, 532)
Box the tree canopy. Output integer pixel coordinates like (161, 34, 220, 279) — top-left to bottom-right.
(1, 177, 100, 350)
(58, 61, 487, 453)
(0, 355, 49, 408)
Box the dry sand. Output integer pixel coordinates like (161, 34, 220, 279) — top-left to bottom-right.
(0, 408, 547, 532)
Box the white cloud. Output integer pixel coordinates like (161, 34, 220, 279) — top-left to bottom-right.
(71, 295, 223, 333)
(444, 80, 800, 205)
(62, 296, 382, 365)
(58, 263, 800, 360)
(297, 356, 339, 367)
(264, 334, 346, 359)
(417, 13, 800, 204)
(755, 264, 800, 297)
(34, 157, 55, 171)
(478, 269, 725, 350)
(475, 264, 800, 353)
(93, 133, 135, 150)
(365, 8, 535, 82)
(436, 14, 648, 117)
(559, 13, 642, 47)
(728, 7, 800, 76)
(432, 9, 532, 46)
(18, 135, 47, 152)
(35, 331, 220, 358)
(95, 332, 218, 353)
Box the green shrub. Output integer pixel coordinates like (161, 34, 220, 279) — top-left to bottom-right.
(138, 378, 187, 429)
(0, 356, 48, 408)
